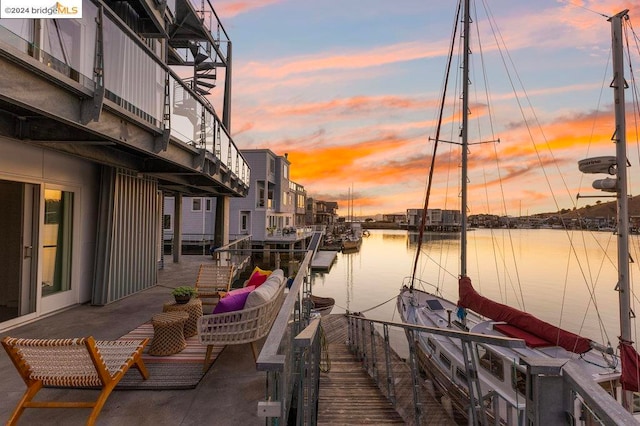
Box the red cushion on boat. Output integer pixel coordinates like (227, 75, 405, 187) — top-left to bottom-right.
(493, 323, 553, 348)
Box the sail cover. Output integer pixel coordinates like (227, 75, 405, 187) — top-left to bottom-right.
(458, 276, 592, 354)
(619, 338, 640, 391)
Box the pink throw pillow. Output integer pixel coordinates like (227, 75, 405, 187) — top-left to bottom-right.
(246, 272, 269, 287)
(212, 285, 255, 314)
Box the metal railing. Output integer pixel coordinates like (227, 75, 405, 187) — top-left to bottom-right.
(212, 235, 252, 271)
(253, 231, 326, 424)
(0, 5, 250, 187)
(344, 314, 638, 425)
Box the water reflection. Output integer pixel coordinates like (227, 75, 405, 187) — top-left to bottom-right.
(406, 231, 460, 247)
(311, 228, 631, 344)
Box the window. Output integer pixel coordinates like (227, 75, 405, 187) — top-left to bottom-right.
(427, 338, 437, 352)
(477, 345, 504, 381)
(240, 212, 250, 233)
(267, 188, 274, 209)
(439, 353, 451, 369)
(257, 181, 265, 208)
(163, 214, 172, 230)
(192, 198, 202, 211)
(512, 365, 526, 396)
(269, 158, 275, 175)
(456, 367, 468, 384)
(43, 189, 74, 296)
(206, 198, 212, 211)
(632, 391, 640, 413)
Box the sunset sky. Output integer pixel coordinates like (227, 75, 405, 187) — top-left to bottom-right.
(211, 0, 640, 217)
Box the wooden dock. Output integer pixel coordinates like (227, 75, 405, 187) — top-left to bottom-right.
(311, 250, 338, 271)
(318, 314, 457, 425)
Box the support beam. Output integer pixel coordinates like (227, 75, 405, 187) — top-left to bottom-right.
(173, 194, 182, 263)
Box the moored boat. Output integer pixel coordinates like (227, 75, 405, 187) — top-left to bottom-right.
(397, 3, 640, 423)
(310, 294, 335, 317)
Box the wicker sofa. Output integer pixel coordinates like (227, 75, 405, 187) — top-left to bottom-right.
(197, 269, 286, 369)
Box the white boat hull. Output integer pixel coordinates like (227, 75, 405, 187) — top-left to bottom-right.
(397, 286, 621, 424)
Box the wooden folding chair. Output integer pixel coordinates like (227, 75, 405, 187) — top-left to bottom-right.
(1, 336, 149, 426)
(194, 264, 235, 309)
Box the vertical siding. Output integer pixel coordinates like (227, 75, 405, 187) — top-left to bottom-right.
(93, 168, 159, 304)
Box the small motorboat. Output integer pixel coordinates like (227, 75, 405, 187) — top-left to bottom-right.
(309, 295, 335, 317)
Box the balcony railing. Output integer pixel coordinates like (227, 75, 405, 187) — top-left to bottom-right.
(0, 1, 249, 187)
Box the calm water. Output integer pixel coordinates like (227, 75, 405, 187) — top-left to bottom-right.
(311, 228, 636, 345)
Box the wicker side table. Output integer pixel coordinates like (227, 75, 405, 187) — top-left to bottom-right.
(162, 298, 203, 338)
(149, 311, 189, 356)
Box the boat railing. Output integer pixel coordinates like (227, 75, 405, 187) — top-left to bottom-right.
(345, 314, 636, 425)
(401, 277, 443, 296)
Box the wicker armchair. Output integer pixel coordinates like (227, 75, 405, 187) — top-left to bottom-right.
(194, 264, 235, 310)
(1, 336, 149, 426)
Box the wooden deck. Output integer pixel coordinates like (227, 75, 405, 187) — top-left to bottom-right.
(319, 314, 457, 425)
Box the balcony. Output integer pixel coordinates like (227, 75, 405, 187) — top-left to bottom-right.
(0, 0, 248, 197)
(265, 226, 316, 242)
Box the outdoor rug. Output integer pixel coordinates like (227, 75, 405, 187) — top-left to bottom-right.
(115, 323, 225, 390)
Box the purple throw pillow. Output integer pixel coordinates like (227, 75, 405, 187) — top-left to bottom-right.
(212, 285, 256, 314)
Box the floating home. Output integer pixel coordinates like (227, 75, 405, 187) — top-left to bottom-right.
(0, 0, 248, 330)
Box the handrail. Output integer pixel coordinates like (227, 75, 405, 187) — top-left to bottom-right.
(346, 313, 637, 425)
(255, 232, 323, 424)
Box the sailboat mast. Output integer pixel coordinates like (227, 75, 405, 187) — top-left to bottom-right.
(460, 0, 471, 276)
(611, 9, 632, 356)
(610, 9, 633, 411)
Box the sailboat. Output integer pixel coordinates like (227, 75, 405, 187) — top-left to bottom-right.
(397, 2, 640, 424)
(341, 185, 362, 252)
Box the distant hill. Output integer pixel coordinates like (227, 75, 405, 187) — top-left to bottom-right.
(547, 195, 640, 219)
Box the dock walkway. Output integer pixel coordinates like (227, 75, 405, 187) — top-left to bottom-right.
(319, 315, 456, 425)
(311, 250, 338, 271)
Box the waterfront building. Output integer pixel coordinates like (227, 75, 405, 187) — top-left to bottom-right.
(228, 149, 313, 246)
(0, 1, 248, 329)
(306, 199, 339, 226)
(382, 214, 406, 225)
(163, 196, 216, 253)
(406, 208, 461, 231)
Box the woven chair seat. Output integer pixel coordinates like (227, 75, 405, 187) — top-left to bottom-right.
(1, 336, 149, 426)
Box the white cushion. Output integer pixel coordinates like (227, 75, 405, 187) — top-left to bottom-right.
(244, 269, 284, 308)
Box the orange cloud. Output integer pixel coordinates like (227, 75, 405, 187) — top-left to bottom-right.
(213, 0, 284, 18)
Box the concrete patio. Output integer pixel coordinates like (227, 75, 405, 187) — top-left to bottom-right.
(0, 255, 266, 426)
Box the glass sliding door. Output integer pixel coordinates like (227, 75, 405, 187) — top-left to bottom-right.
(0, 180, 38, 324)
(42, 189, 73, 297)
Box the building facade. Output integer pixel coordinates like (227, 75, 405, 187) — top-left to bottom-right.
(228, 150, 302, 241)
(0, 0, 248, 330)
(406, 208, 461, 231)
(306, 199, 338, 226)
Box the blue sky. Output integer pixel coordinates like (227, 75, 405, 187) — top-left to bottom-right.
(210, 0, 640, 216)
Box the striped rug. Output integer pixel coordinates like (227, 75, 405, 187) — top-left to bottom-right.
(116, 323, 225, 390)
